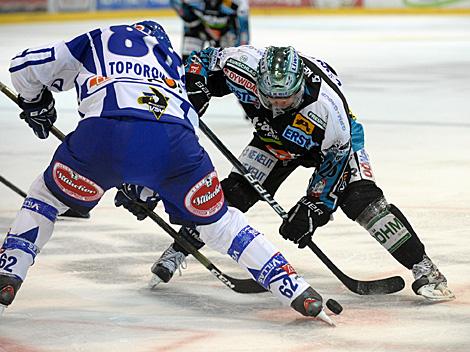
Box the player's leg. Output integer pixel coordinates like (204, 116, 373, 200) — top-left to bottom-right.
(150, 136, 299, 286)
(0, 118, 127, 314)
(150, 125, 329, 319)
(339, 148, 454, 301)
(0, 174, 68, 313)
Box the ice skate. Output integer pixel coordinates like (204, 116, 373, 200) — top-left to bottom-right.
(149, 244, 187, 289)
(412, 255, 455, 301)
(290, 286, 335, 326)
(0, 274, 22, 316)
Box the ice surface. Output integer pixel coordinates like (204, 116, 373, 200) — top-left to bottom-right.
(1, 15, 469, 352)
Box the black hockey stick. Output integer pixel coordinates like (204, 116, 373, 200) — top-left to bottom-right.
(0, 174, 27, 198)
(199, 120, 405, 295)
(144, 209, 265, 293)
(0, 81, 264, 294)
(0, 173, 89, 219)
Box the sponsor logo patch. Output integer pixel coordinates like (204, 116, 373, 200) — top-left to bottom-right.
(292, 113, 315, 135)
(188, 63, 203, 74)
(137, 86, 168, 120)
(184, 171, 225, 218)
(223, 67, 258, 94)
(52, 162, 103, 202)
(282, 126, 319, 149)
(88, 75, 111, 89)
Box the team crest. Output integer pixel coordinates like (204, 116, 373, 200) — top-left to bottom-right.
(137, 86, 169, 120)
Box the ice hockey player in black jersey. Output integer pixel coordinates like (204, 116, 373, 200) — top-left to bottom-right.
(170, 0, 249, 61)
(148, 45, 455, 302)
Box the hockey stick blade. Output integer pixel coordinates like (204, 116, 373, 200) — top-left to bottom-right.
(0, 81, 265, 295)
(307, 242, 405, 295)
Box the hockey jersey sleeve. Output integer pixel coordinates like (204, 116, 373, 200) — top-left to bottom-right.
(307, 87, 352, 213)
(186, 47, 233, 97)
(9, 36, 84, 102)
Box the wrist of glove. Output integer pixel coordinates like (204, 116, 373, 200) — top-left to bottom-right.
(18, 88, 57, 139)
(279, 196, 331, 248)
(114, 184, 160, 221)
(185, 63, 211, 117)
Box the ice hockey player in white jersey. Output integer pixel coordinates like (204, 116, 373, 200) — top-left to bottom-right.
(170, 0, 249, 61)
(150, 45, 455, 302)
(0, 22, 335, 324)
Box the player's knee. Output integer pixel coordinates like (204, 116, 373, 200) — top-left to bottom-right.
(27, 174, 69, 215)
(197, 206, 249, 254)
(221, 173, 260, 213)
(340, 180, 384, 221)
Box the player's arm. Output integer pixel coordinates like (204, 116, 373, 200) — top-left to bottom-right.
(184, 47, 232, 116)
(9, 35, 87, 138)
(170, 0, 200, 23)
(233, 0, 250, 45)
(279, 100, 352, 248)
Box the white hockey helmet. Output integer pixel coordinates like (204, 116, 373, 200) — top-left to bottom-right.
(257, 46, 305, 112)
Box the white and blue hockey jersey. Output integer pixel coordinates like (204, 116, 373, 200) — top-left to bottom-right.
(10, 24, 199, 129)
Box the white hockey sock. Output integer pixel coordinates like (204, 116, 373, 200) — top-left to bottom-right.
(198, 207, 310, 306)
(1, 175, 68, 281)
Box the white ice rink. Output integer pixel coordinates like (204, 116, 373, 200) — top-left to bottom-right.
(1, 14, 470, 352)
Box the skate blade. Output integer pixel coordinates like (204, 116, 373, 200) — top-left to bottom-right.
(418, 285, 456, 302)
(148, 275, 163, 289)
(315, 309, 336, 327)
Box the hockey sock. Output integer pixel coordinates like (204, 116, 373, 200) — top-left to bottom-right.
(198, 207, 311, 307)
(356, 197, 426, 269)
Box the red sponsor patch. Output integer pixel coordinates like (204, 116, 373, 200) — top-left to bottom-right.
(184, 171, 224, 217)
(52, 162, 104, 202)
(265, 145, 295, 161)
(188, 63, 202, 74)
(88, 75, 111, 89)
(281, 263, 297, 276)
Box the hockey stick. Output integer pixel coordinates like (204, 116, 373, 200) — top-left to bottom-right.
(144, 209, 265, 293)
(0, 81, 265, 294)
(0, 82, 65, 140)
(0, 173, 90, 219)
(199, 120, 405, 295)
(0, 174, 27, 198)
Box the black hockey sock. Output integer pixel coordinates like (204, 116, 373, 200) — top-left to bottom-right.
(388, 204, 426, 269)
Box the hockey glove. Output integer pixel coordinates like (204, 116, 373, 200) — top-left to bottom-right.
(279, 196, 331, 248)
(185, 57, 211, 117)
(114, 184, 160, 221)
(18, 88, 57, 139)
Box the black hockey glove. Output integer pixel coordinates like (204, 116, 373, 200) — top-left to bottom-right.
(114, 184, 160, 221)
(185, 58, 211, 117)
(279, 196, 331, 248)
(18, 88, 57, 139)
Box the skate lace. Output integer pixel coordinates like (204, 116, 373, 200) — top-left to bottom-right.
(412, 255, 442, 283)
(158, 248, 187, 277)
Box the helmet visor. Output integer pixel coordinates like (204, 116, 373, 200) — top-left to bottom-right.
(259, 81, 304, 111)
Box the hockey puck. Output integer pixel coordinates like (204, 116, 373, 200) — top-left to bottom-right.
(326, 299, 343, 315)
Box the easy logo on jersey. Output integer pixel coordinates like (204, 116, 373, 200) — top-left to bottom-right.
(52, 162, 103, 202)
(184, 171, 225, 218)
